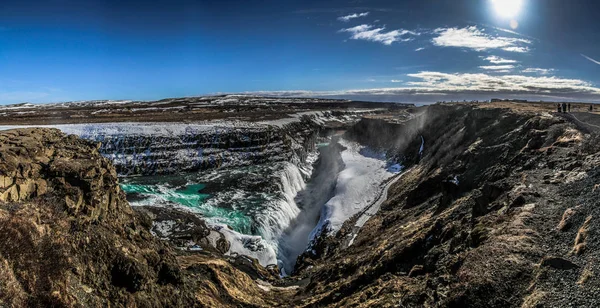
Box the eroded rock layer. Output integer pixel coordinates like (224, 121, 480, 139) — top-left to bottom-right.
(2, 103, 600, 308)
(292, 105, 600, 307)
(0, 128, 290, 307)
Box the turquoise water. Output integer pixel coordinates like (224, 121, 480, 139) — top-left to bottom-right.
(121, 183, 210, 206)
(120, 182, 254, 234)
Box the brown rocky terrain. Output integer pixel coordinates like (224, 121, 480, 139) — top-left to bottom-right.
(2, 102, 600, 307)
(0, 128, 290, 307)
(291, 104, 600, 307)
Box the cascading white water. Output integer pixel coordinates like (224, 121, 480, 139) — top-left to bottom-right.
(276, 141, 344, 275)
(212, 161, 308, 268)
(257, 162, 306, 243)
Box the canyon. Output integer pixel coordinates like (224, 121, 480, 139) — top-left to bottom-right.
(0, 97, 599, 307)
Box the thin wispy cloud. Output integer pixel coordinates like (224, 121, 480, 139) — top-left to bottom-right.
(582, 54, 600, 65)
(522, 68, 554, 75)
(484, 56, 517, 64)
(340, 24, 419, 45)
(502, 46, 529, 53)
(415, 47, 425, 52)
(432, 26, 531, 53)
(480, 65, 515, 71)
(391, 80, 402, 83)
(337, 12, 369, 22)
(485, 24, 539, 41)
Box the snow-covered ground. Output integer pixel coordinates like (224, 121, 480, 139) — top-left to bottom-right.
(309, 139, 400, 241)
(0, 121, 267, 137)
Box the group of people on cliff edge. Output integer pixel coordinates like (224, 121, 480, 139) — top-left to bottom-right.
(557, 103, 571, 113)
(557, 103, 595, 113)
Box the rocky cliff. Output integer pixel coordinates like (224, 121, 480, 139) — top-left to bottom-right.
(2, 103, 600, 307)
(75, 118, 319, 176)
(0, 128, 289, 307)
(66, 111, 372, 176)
(290, 105, 600, 307)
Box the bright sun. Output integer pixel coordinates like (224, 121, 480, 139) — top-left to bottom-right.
(491, 0, 523, 19)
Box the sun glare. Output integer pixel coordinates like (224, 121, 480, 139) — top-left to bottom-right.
(491, 0, 523, 19)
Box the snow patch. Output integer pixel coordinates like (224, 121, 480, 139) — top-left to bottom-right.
(309, 139, 395, 240)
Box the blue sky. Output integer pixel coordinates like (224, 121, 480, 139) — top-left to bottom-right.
(1, 0, 600, 104)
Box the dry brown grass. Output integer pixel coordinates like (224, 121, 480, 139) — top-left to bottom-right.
(0, 258, 27, 307)
(557, 208, 577, 231)
(556, 128, 584, 144)
(521, 289, 547, 308)
(578, 262, 594, 286)
(572, 216, 592, 255)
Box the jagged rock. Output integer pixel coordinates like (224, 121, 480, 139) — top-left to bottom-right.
(288, 105, 600, 307)
(557, 208, 577, 231)
(0, 175, 13, 188)
(408, 265, 425, 277)
(0, 128, 286, 307)
(469, 223, 490, 248)
(2, 103, 600, 307)
(510, 194, 527, 208)
(573, 216, 592, 255)
(133, 206, 225, 252)
(578, 264, 594, 285)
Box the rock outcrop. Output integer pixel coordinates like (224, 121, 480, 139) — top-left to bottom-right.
(289, 105, 600, 307)
(3, 102, 600, 307)
(0, 128, 289, 307)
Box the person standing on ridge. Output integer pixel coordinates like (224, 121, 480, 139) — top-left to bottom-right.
(557, 103, 562, 113)
(562, 102, 567, 113)
(568, 103, 571, 112)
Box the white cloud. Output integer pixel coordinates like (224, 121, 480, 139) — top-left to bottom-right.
(404, 71, 599, 94)
(480, 65, 515, 71)
(248, 72, 600, 100)
(432, 26, 531, 53)
(337, 12, 369, 22)
(340, 24, 419, 45)
(522, 68, 554, 75)
(415, 47, 425, 52)
(502, 46, 529, 53)
(582, 54, 600, 66)
(391, 80, 402, 83)
(484, 56, 517, 64)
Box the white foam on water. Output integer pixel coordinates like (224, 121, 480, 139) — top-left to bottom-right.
(254, 162, 306, 267)
(214, 224, 279, 266)
(190, 162, 309, 268)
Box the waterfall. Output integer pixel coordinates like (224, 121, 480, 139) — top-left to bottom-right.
(257, 162, 306, 243)
(211, 161, 308, 269)
(277, 141, 345, 275)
